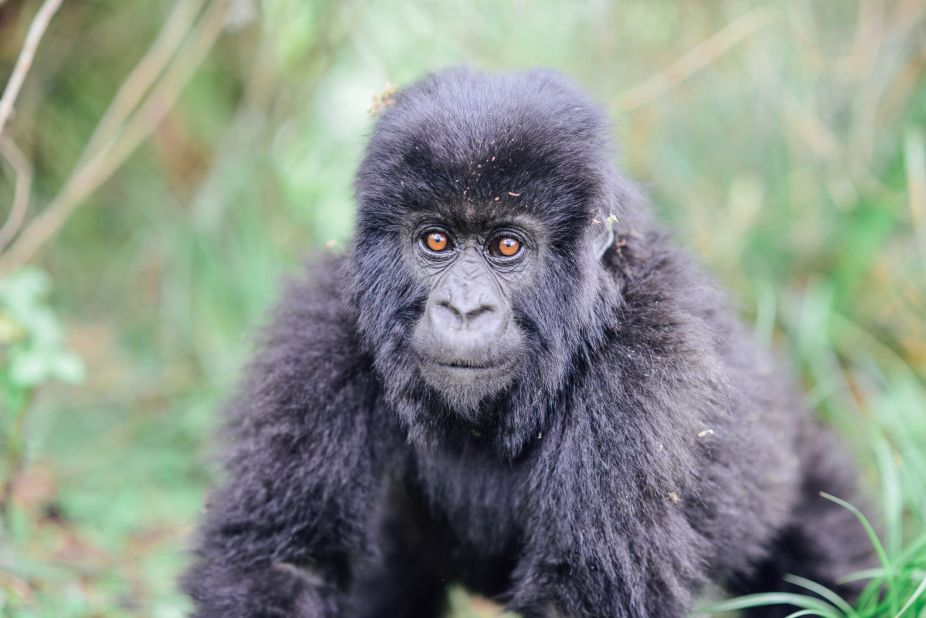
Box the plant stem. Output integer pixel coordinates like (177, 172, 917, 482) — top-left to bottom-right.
(0, 390, 34, 533)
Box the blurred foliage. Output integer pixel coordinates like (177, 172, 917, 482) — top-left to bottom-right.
(0, 0, 924, 616)
(0, 268, 84, 549)
(0, 270, 84, 392)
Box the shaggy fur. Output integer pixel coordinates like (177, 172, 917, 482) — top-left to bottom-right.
(182, 68, 873, 617)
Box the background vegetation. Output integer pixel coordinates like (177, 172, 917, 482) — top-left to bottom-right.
(0, 1, 924, 616)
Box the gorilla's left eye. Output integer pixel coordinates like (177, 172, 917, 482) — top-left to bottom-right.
(489, 235, 522, 258)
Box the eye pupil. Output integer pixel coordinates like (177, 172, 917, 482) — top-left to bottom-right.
(497, 237, 520, 257)
(425, 232, 448, 252)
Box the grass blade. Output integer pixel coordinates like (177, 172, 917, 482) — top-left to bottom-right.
(784, 574, 857, 616)
(893, 572, 926, 618)
(819, 492, 892, 574)
(820, 492, 898, 614)
(697, 592, 839, 616)
(875, 438, 904, 558)
(838, 568, 886, 584)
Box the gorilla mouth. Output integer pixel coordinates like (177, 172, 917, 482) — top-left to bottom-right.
(422, 353, 520, 375)
(433, 360, 508, 370)
(418, 354, 517, 380)
(416, 356, 518, 411)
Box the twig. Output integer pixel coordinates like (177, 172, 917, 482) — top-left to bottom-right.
(613, 8, 776, 112)
(189, 0, 352, 226)
(0, 0, 64, 138)
(79, 0, 209, 165)
(905, 129, 926, 270)
(847, 0, 884, 80)
(0, 137, 32, 251)
(0, 0, 231, 275)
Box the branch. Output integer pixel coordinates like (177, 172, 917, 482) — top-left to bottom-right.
(613, 8, 776, 112)
(0, 0, 65, 138)
(0, 137, 32, 251)
(0, 0, 231, 275)
(79, 0, 209, 165)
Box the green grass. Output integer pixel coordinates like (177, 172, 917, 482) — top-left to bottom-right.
(700, 491, 926, 617)
(0, 1, 924, 616)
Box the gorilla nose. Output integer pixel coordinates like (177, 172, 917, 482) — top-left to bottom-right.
(421, 253, 512, 356)
(435, 296, 501, 332)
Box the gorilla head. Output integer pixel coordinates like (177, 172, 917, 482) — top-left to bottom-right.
(350, 69, 636, 453)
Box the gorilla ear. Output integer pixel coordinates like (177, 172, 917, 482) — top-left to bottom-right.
(592, 213, 617, 259)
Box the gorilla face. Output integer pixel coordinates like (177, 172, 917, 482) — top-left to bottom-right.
(407, 215, 535, 409)
(351, 68, 625, 446)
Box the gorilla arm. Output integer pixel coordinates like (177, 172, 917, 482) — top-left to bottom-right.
(506, 314, 766, 618)
(507, 388, 712, 618)
(182, 265, 384, 618)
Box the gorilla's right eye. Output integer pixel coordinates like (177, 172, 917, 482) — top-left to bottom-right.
(422, 230, 452, 253)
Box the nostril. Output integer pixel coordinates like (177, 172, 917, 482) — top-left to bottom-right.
(438, 300, 462, 319)
(464, 304, 495, 321)
(434, 300, 497, 329)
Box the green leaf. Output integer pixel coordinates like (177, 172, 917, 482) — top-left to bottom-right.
(9, 347, 53, 387)
(50, 351, 86, 384)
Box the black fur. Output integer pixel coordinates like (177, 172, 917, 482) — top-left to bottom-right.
(182, 68, 874, 617)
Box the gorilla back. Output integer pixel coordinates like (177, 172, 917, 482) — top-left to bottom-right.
(182, 68, 873, 618)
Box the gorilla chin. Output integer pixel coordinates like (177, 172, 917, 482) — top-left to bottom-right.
(415, 355, 520, 412)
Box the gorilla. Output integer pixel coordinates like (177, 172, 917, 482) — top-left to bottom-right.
(182, 68, 873, 617)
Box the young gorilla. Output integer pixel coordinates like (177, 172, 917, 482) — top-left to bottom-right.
(182, 68, 873, 617)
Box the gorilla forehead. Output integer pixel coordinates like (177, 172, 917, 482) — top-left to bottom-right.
(355, 68, 616, 228)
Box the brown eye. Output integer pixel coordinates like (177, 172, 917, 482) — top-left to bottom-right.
(493, 236, 521, 258)
(424, 231, 450, 252)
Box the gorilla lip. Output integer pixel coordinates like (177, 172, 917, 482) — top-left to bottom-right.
(425, 358, 515, 374)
